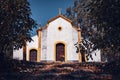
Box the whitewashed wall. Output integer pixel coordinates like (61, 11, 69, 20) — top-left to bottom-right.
(46, 17, 78, 61)
(26, 35, 38, 61)
(13, 48, 23, 60)
(72, 28, 79, 61)
(41, 29, 47, 60)
(87, 49, 101, 62)
(13, 35, 38, 61)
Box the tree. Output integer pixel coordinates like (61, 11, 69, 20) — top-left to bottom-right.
(88, 0, 120, 61)
(66, 0, 120, 61)
(0, 0, 36, 59)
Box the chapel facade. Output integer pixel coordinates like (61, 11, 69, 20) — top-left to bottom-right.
(13, 14, 101, 62)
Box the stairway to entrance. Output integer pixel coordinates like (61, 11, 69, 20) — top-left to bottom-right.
(10, 61, 112, 80)
(0, 59, 115, 80)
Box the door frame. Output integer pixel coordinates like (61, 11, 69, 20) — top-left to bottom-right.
(28, 48, 38, 62)
(54, 41, 67, 62)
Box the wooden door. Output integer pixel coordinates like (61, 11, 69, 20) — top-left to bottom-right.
(56, 43, 65, 61)
(30, 49, 37, 62)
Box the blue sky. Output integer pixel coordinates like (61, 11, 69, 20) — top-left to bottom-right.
(29, 0, 74, 36)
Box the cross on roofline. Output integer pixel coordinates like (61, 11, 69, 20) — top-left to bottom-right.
(59, 8, 62, 15)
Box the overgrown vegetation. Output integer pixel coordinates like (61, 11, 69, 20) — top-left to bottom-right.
(66, 0, 120, 62)
(0, 0, 36, 59)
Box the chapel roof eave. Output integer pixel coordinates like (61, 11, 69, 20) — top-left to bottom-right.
(47, 14, 73, 23)
(36, 25, 47, 34)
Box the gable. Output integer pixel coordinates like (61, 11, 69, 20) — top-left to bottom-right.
(48, 14, 72, 23)
(37, 14, 78, 32)
(48, 17, 72, 28)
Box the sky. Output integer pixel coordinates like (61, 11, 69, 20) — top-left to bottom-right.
(29, 0, 74, 36)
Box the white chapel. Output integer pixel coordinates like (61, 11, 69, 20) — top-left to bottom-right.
(13, 14, 101, 62)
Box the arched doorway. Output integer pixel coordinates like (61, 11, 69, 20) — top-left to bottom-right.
(56, 43, 65, 61)
(29, 49, 37, 62)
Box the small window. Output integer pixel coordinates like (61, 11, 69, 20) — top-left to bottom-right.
(58, 26, 62, 31)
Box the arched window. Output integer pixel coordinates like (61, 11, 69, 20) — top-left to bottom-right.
(29, 49, 37, 62)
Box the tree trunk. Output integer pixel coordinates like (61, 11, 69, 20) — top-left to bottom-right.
(0, 46, 5, 61)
